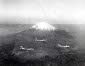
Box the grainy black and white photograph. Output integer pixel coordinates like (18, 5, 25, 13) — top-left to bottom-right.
(0, 0, 85, 66)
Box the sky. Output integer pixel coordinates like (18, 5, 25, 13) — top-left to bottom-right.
(0, 0, 85, 24)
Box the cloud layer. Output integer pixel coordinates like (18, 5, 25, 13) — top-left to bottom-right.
(0, 0, 85, 24)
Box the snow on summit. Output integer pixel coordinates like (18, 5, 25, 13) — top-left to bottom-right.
(31, 22, 56, 31)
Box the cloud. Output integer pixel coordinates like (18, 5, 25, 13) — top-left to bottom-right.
(0, 0, 85, 24)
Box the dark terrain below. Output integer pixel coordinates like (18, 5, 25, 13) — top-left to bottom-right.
(0, 24, 85, 66)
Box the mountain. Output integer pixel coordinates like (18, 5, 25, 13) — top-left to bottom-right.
(31, 22, 56, 31)
(0, 22, 78, 65)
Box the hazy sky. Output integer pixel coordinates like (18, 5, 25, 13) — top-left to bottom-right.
(0, 0, 85, 24)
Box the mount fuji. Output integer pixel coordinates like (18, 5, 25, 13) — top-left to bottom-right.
(0, 22, 78, 65)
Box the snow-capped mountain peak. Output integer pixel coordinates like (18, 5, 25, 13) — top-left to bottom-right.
(31, 22, 56, 31)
